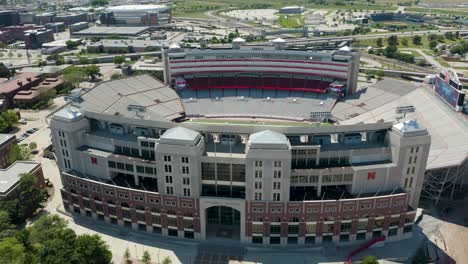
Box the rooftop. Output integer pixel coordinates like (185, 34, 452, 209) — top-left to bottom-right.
(0, 161, 40, 195)
(106, 4, 169, 11)
(159, 126, 201, 146)
(0, 134, 15, 146)
(72, 26, 149, 36)
(250, 130, 289, 150)
(0, 72, 40, 94)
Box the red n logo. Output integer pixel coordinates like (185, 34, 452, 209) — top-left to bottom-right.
(91, 157, 97, 165)
(367, 172, 376, 180)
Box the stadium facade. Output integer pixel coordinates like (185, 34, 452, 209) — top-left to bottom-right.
(100, 4, 171, 27)
(51, 71, 430, 245)
(163, 38, 361, 97)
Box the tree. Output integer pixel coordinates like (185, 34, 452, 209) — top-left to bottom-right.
(387, 35, 398, 46)
(63, 66, 87, 88)
(0, 237, 26, 264)
(384, 45, 398, 58)
(124, 248, 132, 264)
(28, 142, 37, 151)
(84, 65, 101, 80)
(113, 55, 126, 65)
(9, 144, 32, 164)
(111, 73, 122, 80)
(376, 38, 383, 47)
(162, 256, 172, 264)
(141, 250, 151, 264)
(428, 33, 438, 42)
(0, 63, 11, 78)
(0, 211, 16, 239)
(413, 35, 422, 45)
(429, 40, 438, 49)
(361, 255, 378, 264)
(74, 234, 112, 264)
(79, 56, 90, 65)
(15, 173, 47, 221)
(401, 38, 408, 46)
(90, 0, 108, 6)
(65, 40, 80, 49)
(17, 53, 23, 58)
(376, 69, 384, 80)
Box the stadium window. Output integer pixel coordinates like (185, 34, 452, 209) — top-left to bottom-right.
(411, 167, 415, 174)
(273, 193, 281, 201)
(416, 146, 419, 153)
(404, 178, 408, 188)
(166, 176, 173, 184)
(409, 178, 413, 188)
(164, 155, 171, 162)
(413, 157, 417, 164)
(410, 147, 414, 154)
(166, 186, 174, 195)
(406, 167, 410, 175)
(408, 157, 412, 164)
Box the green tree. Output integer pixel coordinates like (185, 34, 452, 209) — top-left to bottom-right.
(429, 40, 438, 49)
(124, 248, 131, 264)
(387, 35, 398, 46)
(413, 35, 422, 45)
(376, 37, 383, 47)
(28, 142, 37, 151)
(0, 237, 26, 264)
(113, 55, 126, 65)
(0, 63, 11, 78)
(16, 173, 47, 221)
(428, 34, 438, 42)
(74, 234, 112, 264)
(111, 73, 122, 80)
(84, 65, 102, 80)
(1, 110, 19, 130)
(376, 69, 384, 80)
(62, 66, 87, 88)
(0, 211, 16, 239)
(17, 53, 23, 58)
(141, 250, 151, 264)
(9, 144, 32, 164)
(361, 255, 378, 264)
(65, 40, 80, 49)
(384, 45, 398, 58)
(401, 38, 408, 46)
(90, 0, 108, 6)
(162, 256, 172, 264)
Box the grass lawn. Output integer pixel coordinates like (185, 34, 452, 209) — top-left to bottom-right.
(278, 15, 304, 29)
(434, 57, 451, 67)
(186, 118, 333, 127)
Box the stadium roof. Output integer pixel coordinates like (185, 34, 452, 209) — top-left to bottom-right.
(250, 130, 289, 150)
(72, 26, 149, 37)
(340, 79, 468, 170)
(77, 75, 184, 122)
(159, 126, 201, 146)
(106, 4, 169, 11)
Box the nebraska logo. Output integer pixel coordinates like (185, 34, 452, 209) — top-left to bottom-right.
(91, 157, 98, 165)
(367, 172, 376, 180)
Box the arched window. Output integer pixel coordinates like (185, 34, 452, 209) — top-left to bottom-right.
(121, 202, 129, 208)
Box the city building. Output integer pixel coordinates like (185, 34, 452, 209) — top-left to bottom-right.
(0, 25, 44, 44)
(45, 22, 66, 33)
(24, 28, 54, 49)
(100, 4, 171, 26)
(279, 6, 305, 14)
(163, 39, 361, 96)
(0, 10, 20, 27)
(0, 134, 17, 169)
(13, 77, 64, 108)
(0, 72, 41, 108)
(0, 161, 45, 200)
(69, 22, 89, 33)
(87, 39, 167, 54)
(51, 74, 430, 245)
